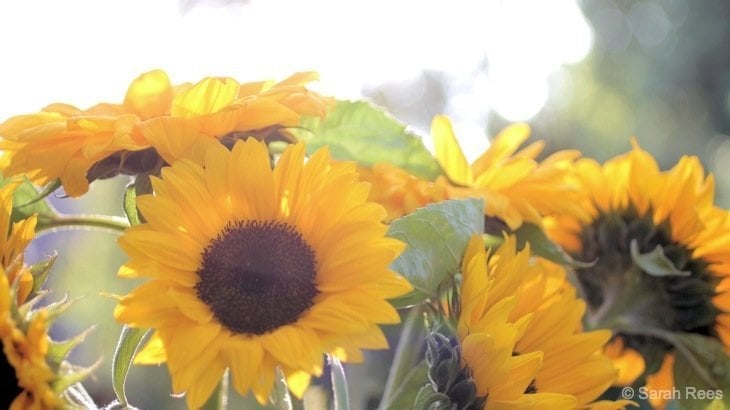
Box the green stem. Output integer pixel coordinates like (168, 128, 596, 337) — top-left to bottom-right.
(378, 305, 423, 410)
(36, 214, 130, 234)
(201, 370, 229, 410)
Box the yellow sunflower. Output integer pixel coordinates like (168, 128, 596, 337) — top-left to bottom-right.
(543, 140, 730, 404)
(360, 115, 585, 231)
(114, 139, 412, 408)
(449, 235, 629, 409)
(0, 183, 93, 409)
(0, 70, 332, 196)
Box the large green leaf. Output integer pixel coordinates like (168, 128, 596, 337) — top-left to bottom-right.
(297, 100, 443, 180)
(387, 198, 484, 304)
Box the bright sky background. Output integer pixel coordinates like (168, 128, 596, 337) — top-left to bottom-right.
(0, 0, 593, 161)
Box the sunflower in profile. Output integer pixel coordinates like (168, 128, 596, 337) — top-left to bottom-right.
(360, 115, 585, 233)
(0, 183, 94, 409)
(0, 70, 332, 196)
(544, 140, 730, 406)
(422, 235, 630, 409)
(114, 139, 411, 408)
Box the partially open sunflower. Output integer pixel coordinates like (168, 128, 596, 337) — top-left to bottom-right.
(114, 139, 412, 407)
(0, 183, 94, 409)
(0, 70, 332, 196)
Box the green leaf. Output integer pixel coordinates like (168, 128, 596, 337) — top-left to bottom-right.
(6, 177, 61, 228)
(630, 240, 691, 277)
(296, 100, 443, 180)
(111, 326, 150, 407)
(670, 333, 730, 410)
(16, 178, 62, 207)
(388, 290, 429, 309)
(387, 198, 484, 300)
(382, 360, 429, 410)
(329, 355, 350, 410)
(514, 223, 593, 267)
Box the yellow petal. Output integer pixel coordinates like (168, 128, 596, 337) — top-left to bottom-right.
(432, 115, 472, 185)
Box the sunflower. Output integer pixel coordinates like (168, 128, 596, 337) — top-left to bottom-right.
(0, 183, 93, 409)
(360, 115, 585, 232)
(0, 70, 332, 196)
(114, 139, 411, 408)
(423, 235, 630, 409)
(543, 140, 730, 405)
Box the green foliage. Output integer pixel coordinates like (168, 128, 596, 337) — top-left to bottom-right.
(669, 333, 730, 410)
(111, 326, 150, 409)
(387, 198, 484, 306)
(383, 360, 429, 410)
(297, 100, 443, 180)
(329, 356, 350, 410)
(513, 222, 593, 267)
(5, 177, 61, 229)
(630, 239, 691, 277)
(28, 253, 57, 298)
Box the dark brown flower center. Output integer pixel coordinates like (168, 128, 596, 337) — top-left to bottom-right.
(0, 346, 22, 408)
(195, 220, 319, 335)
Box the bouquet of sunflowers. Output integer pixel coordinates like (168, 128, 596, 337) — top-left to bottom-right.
(0, 70, 727, 410)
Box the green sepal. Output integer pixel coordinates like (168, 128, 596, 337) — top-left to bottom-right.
(28, 253, 57, 298)
(296, 100, 444, 180)
(28, 294, 74, 323)
(630, 239, 691, 277)
(514, 222, 594, 267)
(123, 174, 151, 226)
(413, 385, 451, 410)
(387, 198, 484, 302)
(111, 326, 151, 408)
(47, 326, 95, 368)
(51, 359, 102, 396)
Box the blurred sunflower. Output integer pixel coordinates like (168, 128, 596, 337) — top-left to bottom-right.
(423, 235, 631, 409)
(544, 140, 730, 407)
(114, 139, 411, 408)
(0, 183, 94, 409)
(0, 70, 332, 196)
(360, 115, 585, 232)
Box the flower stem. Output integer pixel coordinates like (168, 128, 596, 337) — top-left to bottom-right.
(378, 304, 423, 410)
(201, 370, 229, 410)
(36, 214, 130, 234)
